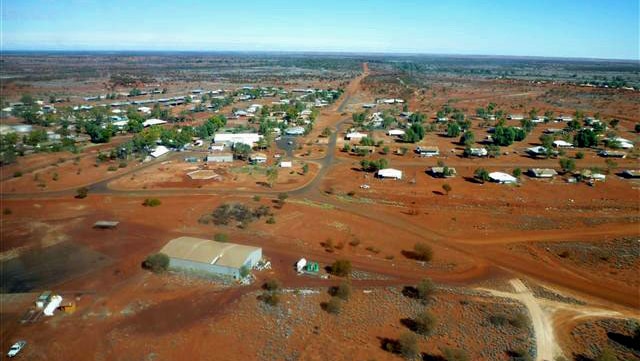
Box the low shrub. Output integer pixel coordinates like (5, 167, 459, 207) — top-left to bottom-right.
(142, 253, 170, 273)
(214, 233, 228, 242)
(143, 198, 162, 207)
(330, 259, 352, 277)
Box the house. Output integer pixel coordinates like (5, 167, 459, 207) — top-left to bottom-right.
(531, 116, 546, 124)
(368, 112, 384, 127)
(249, 153, 267, 164)
(544, 128, 563, 134)
(206, 153, 233, 163)
(528, 168, 558, 178)
(387, 129, 406, 137)
(489, 172, 518, 184)
(280, 161, 292, 168)
(160, 236, 262, 279)
(436, 117, 448, 123)
(556, 115, 573, 122)
(377, 168, 403, 179)
(416, 146, 439, 157)
(345, 131, 368, 141)
(143, 118, 167, 127)
(429, 167, 457, 178)
(214, 133, 262, 147)
(138, 106, 152, 114)
(150, 145, 170, 158)
(526, 146, 557, 157)
(508, 115, 524, 120)
(363, 103, 377, 109)
(467, 147, 488, 157)
(552, 140, 573, 148)
(598, 150, 626, 158)
(607, 137, 634, 149)
(285, 126, 305, 135)
(577, 170, 606, 181)
(621, 170, 640, 178)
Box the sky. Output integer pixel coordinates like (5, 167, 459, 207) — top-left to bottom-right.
(2, 0, 639, 60)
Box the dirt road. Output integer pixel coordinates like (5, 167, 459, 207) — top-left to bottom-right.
(482, 279, 560, 361)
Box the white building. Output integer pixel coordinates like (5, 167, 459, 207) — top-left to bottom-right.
(150, 145, 170, 158)
(143, 118, 167, 127)
(387, 129, 406, 137)
(377, 168, 403, 180)
(552, 140, 573, 148)
(345, 131, 368, 140)
(285, 126, 305, 135)
(214, 133, 262, 147)
(468, 147, 488, 157)
(249, 153, 267, 164)
(489, 172, 517, 184)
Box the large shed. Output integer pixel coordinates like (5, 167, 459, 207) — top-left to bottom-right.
(160, 236, 262, 279)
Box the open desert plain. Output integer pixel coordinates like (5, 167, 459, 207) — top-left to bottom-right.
(1, 2, 639, 361)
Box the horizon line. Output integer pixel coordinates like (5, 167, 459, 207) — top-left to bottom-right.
(1, 49, 638, 62)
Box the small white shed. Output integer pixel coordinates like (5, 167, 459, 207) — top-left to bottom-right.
(377, 168, 403, 180)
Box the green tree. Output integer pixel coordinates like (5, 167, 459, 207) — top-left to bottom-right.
(539, 134, 553, 148)
(416, 278, 435, 300)
(239, 265, 250, 278)
(474, 168, 490, 183)
(442, 183, 452, 195)
(513, 168, 522, 178)
(446, 123, 461, 138)
(263, 279, 280, 291)
(460, 131, 475, 146)
(233, 143, 252, 160)
(574, 129, 598, 148)
(398, 332, 419, 360)
(143, 198, 162, 207)
(302, 163, 309, 174)
(413, 242, 433, 262)
(333, 281, 352, 300)
(266, 166, 278, 188)
(325, 296, 342, 314)
(414, 311, 437, 335)
(143, 253, 170, 273)
(20, 94, 34, 105)
(330, 259, 352, 277)
(75, 187, 89, 199)
(559, 158, 576, 173)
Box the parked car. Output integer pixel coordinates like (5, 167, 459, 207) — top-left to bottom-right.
(360, 184, 370, 189)
(7, 341, 26, 358)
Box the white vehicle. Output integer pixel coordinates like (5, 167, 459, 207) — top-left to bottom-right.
(7, 341, 26, 358)
(360, 184, 370, 189)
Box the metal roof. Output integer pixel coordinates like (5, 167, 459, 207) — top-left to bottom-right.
(160, 236, 260, 269)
